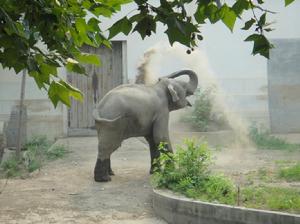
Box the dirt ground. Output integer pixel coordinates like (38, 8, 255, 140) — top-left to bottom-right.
(0, 137, 167, 224)
(1, 132, 300, 223)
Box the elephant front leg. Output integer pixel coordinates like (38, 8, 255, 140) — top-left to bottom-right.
(108, 158, 114, 176)
(94, 137, 116, 182)
(94, 158, 111, 182)
(146, 115, 173, 174)
(146, 136, 160, 174)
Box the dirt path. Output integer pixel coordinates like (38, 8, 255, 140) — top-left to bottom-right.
(0, 137, 167, 224)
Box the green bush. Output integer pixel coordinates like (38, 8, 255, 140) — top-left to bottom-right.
(249, 125, 300, 151)
(184, 87, 227, 131)
(152, 140, 237, 205)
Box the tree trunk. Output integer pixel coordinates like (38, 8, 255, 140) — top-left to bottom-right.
(16, 70, 26, 160)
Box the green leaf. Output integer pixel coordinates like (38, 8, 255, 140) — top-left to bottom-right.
(40, 63, 58, 76)
(29, 71, 46, 89)
(75, 53, 101, 65)
(108, 17, 132, 39)
(242, 18, 256, 30)
(232, 0, 251, 15)
(133, 15, 156, 39)
(245, 34, 274, 58)
(194, 4, 206, 24)
(48, 81, 70, 107)
(59, 80, 83, 102)
(75, 18, 87, 34)
(66, 60, 86, 74)
(258, 13, 266, 27)
(219, 4, 237, 31)
(285, 0, 295, 6)
(206, 3, 219, 24)
(48, 81, 83, 107)
(87, 18, 100, 32)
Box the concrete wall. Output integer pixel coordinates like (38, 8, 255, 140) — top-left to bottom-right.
(268, 39, 300, 133)
(153, 189, 300, 224)
(0, 67, 67, 141)
(216, 76, 269, 127)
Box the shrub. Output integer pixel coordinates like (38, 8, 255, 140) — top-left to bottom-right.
(184, 87, 227, 131)
(152, 140, 236, 205)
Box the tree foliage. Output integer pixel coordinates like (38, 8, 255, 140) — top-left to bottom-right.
(0, 0, 297, 106)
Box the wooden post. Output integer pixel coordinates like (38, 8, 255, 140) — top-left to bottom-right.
(16, 70, 26, 160)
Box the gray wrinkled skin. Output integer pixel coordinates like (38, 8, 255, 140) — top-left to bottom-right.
(93, 70, 198, 182)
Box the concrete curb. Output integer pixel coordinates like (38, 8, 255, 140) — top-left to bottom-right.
(152, 189, 300, 224)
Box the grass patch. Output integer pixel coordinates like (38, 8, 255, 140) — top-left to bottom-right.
(0, 136, 68, 178)
(152, 139, 300, 213)
(279, 163, 300, 182)
(249, 125, 300, 151)
(242, 186, 300, 213)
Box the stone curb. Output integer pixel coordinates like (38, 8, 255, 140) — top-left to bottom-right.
(152, 189, 300, 224)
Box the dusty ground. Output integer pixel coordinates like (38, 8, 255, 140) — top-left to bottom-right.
(0, 137, 167, 224)
(1, 132, 300, 223)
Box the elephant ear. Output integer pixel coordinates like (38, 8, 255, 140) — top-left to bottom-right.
(167, 84, 179, 102)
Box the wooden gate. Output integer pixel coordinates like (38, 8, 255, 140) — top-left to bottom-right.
(67, 41, 127, 136)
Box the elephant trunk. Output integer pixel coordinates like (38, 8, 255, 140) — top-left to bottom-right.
(165, 70, 198, 95)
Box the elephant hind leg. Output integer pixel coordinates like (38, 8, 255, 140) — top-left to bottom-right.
(108, 159, 114, 176)
(94, 135, 121, 182)
(94, 158, 111, 182)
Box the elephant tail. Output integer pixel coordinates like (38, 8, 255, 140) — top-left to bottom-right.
(93, 109, 122, 123)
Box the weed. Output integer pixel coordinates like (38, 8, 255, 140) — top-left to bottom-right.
(46, 145, 68, 160)
(249, 125, 300, 151)
(279, 163, 300, 182)
(25, 135, 51, 150)
(1, 154, 21, 177)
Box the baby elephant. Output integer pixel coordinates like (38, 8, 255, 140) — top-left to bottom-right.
(93, 70, 198, 182)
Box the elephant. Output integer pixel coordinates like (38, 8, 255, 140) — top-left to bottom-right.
(93, 69, 198, 182)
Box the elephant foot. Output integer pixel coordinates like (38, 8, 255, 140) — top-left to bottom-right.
(149, 165, 157, 174)
(109, 169, 115, 176)
(149, 169, 154, 175)
(94, 159, 111, 182)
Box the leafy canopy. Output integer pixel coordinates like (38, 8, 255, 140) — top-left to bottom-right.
(0, 0, 297, 106)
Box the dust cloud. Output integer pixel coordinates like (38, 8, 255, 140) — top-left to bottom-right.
(135, 42, 251, 146)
